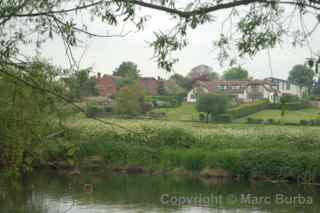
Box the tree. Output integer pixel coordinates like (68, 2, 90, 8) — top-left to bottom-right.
(188, 65, 219, 82)
(196, 93, 229, 122)
(113, 61, 140, 79)
(114, 81, 145, 115)
(165, 79, 186, 95)
(64, 68, 99, 100)
(288, 65, 315, 90)
(1, 1, 320, 73)
(169, 74, 193, 91)
(0, 59, 66, 180)
(223, 67, 249, 80)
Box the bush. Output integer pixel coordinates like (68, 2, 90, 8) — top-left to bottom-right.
(280, 94, 300, 103)
(229, 100, 273, 118)
(146, 95, 182, 108)
(247, 117, 264, 124)
(86, 104, 105, 118)
(299, 119, 320, 126)
(213, 114, 233, 123)
(196, 93, 230, 122)
(199, 113, 206, 122)
(300, 120, 310, 126)
(266, 118, 280, 125)
(279, 102, 309, 110)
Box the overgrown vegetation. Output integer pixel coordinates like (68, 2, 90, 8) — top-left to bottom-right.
(61, 118, 320, 183)
(0, 60, 67, 181)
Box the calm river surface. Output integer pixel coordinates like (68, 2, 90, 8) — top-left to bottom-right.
(1, 171, 320, 213)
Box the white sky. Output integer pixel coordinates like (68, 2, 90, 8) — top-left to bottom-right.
(26, 5, 320, 80)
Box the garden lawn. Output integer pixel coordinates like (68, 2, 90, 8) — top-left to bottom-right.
(151, 103, 198, 121)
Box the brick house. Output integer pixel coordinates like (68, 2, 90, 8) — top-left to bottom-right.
(96, 74, 158, 97)
(96, 73, 117, 97)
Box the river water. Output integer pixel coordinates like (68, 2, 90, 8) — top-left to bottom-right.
(0, 171, 319, 213)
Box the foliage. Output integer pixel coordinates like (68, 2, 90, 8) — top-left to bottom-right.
(113, 61, 140, 79)
(164, 79, 186, 95)
(222, 66, 249, 80)
(146, 95, 182, 108)
(68, 118, 320, 183)
(246, 117, 264, 124)
(280, 94, 300, 103)
(228, 99, 273, 118)
(86, 103, 106, 118)
(114, 81, 145, 115)
(1, 0, 319, 73)
(113, 61, 140, 87)
(64, 68, 99, 100)
(288, 64, 315, 89)
(188, 65, 219, 82)
(213, 114, 233, 123)
(196, 93, 229, 121)
(0, 60, 65, 180)
(169, 73, 193, 91)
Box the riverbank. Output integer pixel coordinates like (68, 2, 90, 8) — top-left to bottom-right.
(34, 118, 320, 184)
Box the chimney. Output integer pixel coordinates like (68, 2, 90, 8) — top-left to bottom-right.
(97, 72, 101, 79)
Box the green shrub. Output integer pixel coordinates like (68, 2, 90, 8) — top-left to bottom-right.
(213, 114, 233, 123)
(280, 94, 299, 103)
(266, 118, 280, 125)
(146, 95, 182, 108)
(205, 149, 241, 171)
(247, 117, 264, 124)
(229, 100, 274, 118)
(300, 120, 310, 125)
(199, 113, 206, 122)
(86, 104, 105, 118)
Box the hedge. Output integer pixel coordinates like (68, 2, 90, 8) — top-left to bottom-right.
(146, 95, 183, 108)
(228, 100, 309, 119)
(228, 100, 274, 119)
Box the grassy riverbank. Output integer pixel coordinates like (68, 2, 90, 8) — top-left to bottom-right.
(41, 118, 320, 183)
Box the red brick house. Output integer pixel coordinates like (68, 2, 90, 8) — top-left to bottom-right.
(96, 73, 117, 97)
(96, 74, 158, 97)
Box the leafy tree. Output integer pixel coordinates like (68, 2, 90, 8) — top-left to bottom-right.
(1, 1, 319, 73)
(188, 65, 219, 82)
(165, 79, 186, 95)
(288, 65, 314, 90)
(223, 67, 249, 80)
(114, 81, 145, 115)
(113, 61, 140, 87)
(169, 74, 193, 91)
(113, 61, 140, 78)
(0, 59, 66, 180)
(196, 93, 229, 122)
(64, 68, 98, 100)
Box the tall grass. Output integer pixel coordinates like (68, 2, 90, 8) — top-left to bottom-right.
(45, 119, 320, 183)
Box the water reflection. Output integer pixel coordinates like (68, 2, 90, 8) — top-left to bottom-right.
(0, 171, 319, 213)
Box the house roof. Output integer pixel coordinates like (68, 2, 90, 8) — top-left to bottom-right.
(194, 79, 276, 93)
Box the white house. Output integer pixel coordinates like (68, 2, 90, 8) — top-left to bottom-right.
(265, 77, 308, 98)
(186, 80, 279, 103)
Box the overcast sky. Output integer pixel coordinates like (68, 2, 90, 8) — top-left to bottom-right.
(29, 6, 320, 80)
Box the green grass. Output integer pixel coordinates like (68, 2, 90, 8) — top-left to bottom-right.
(151, 102, 320, 124)
(236, 108, 320, 123)
(151, 103, 198, 121)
